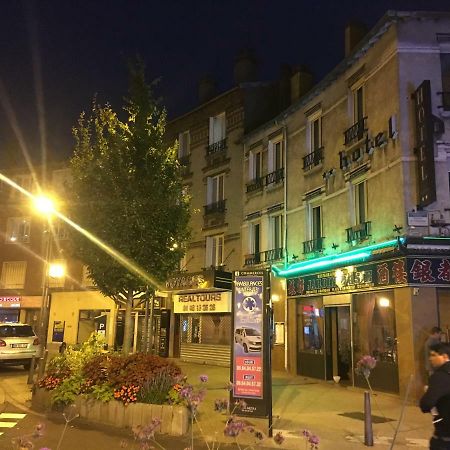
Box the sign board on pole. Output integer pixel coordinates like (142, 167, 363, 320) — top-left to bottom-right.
(230, 270, 270, 418)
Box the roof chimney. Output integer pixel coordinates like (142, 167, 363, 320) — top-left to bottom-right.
(290, 65, 313, 104)
(198, 75, 217, 104)
(234, 49, 258, 85)
(345, 21, 367, 57)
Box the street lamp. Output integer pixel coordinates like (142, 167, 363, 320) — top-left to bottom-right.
(32, 195, 61, 350)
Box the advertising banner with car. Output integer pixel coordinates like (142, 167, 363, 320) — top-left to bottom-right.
(231, 270, 270, 418)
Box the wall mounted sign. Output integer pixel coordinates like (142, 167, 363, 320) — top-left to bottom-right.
(0, 296, 21, 308)
(165, 270, 232, 291)
(173, 291, 231, 313)
(52, 321, 65, 342)
(287, 258, 408, 297)
(407, 257, 450, 285)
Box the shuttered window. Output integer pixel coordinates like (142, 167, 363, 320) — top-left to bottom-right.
(1, 261, 27, 289)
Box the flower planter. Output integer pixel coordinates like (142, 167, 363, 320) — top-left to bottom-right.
(31, 388, 189, 436)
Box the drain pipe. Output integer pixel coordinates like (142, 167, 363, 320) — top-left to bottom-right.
(282, 123, 288, 267)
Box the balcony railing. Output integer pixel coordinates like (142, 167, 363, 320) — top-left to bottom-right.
(206, 138, 227, 155)
(265, 168, 284, 186)
(344, 117, 367, 145)
(244, 253, 261, 266)
(246, 177, 264, 193)
(438, 92, 450, 111)
(244, 248, 284, 265)
(303, 147, 324, 171)
(204, 199, 226, 215)
(346, 221, 371, 243)
(178, 154, 190, 166)
(303, 237, 325, 254)
(263, 247, 284, 262)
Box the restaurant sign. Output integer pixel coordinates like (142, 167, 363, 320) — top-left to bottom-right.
(287, 258, 408, 296)
(407, 257, 450, 285)
(173, 291, 231, 313)
(0, 296, 21, 308)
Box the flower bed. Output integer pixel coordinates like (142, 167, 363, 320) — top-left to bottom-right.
(32, 333, 189, 436)
(31, 388, 188, 436)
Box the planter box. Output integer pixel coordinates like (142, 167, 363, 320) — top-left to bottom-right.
(32, 388, 189, 436)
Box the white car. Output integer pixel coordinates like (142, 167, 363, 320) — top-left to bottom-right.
(234, 327, 262, 353)
(0, 323, 41, 370)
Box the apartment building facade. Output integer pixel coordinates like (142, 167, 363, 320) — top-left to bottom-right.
(0, 166, 117, 352)
(163, 53, 288, 365)
(243, 11, 450, 398)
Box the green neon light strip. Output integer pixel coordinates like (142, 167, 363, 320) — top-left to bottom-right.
(272, 238, 403, 278)
(423, 236, 450, 241)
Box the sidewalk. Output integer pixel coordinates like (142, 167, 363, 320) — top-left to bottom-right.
(0, 360, 434, 449)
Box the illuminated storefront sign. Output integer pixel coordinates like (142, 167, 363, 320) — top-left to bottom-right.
(0, 296, 21, 308)
(287, 258, 408, 296)
(173, 291, 231, 313)
(407, 257, 450, 285)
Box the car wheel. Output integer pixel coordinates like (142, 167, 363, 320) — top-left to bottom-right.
(243, 344, 248, 353)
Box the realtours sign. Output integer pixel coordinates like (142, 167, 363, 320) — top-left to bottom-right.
(173, 291, 231, 313)
(231, 270, 270, 418)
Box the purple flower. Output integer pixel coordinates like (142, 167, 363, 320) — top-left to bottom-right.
(309, 435, 320, 445)
(302, 429, 311, 438)
(273, 432, 285, 445)
(199, 374, 208, 383)
(224, 418, 246, 437)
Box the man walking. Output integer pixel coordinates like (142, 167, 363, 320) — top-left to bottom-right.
(426, 327, 442, 376)
(420, 343, 450, 449)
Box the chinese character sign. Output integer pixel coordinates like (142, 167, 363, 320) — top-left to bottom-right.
(407, 258, 450, 285)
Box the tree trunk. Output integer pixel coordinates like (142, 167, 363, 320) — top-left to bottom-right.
(122, 290, 134, 354)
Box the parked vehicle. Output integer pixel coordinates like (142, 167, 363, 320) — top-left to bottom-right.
(234, 327, 262, 353)
(0, 323, 41, 370)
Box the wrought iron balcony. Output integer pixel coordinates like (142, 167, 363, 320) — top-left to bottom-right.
(303, 147, 324, 171)
(303, 237, 325, 254)
(178, 154, 190, 166)
(346, 221, 371, 243)
(438, 92, 450, 111)
(246, 177, 264, 193)
(265, 168, 284, 186)
(263, 247, 284, 262)
(344, 117, 367, 145)
(206, 138, 227, 155)
(244, 253, 261, 266)
(204, 199, 226, 215)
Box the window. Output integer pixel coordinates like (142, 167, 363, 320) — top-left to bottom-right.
(248, 148, 263, 181)
(354, 181, 367, 225)
(310, 117, 322, 151)
(353, 86, 364, 122)
(310, 205, 322, 240)
(249, 222, 261, 256)
(206, 235, 224, 267)
(268, 139, 284, 173)
(0, 261, 27, 289)
(9, 175, 34, 201)
(6, 217, 31, 243)
(178, 131, 190, 158)
(82, 265, 96, 288)
(53, 221, 68, 240)
(270, 214, 283, 250)
(209, 113, 226, 144)
(51, 169, 71, 195)
(206, 173, 225, 205)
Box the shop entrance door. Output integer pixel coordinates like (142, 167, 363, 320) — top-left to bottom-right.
(325, 306, 352, 383)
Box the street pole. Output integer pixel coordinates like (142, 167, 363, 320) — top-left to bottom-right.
(148, 293, 155, 354)
(38, 225, 52, 351)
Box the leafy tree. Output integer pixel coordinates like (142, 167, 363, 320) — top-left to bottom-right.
(69, 63, 190, 354)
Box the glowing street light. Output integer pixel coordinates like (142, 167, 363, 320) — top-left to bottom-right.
(33, 195, 56, 215)
(49, 262, 65, 279)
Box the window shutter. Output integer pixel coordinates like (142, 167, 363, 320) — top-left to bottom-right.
(267, 142, 274, 173)
(205, 237, 213, 266)
(207, 177, 213, 204)
(248, 152, 254, 181)
(209, 117, 214, 144)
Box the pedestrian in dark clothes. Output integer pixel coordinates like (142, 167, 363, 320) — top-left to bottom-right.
(420, 343, 450, 450)
(426, 327, 442, 376)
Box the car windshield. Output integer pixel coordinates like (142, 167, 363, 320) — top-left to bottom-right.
(245, 329, 259, 336)
(0, 325, 35, 337)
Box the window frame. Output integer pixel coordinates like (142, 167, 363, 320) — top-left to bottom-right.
(354, 180, 367, 225)
(0, 261, 27, 289)
(269, 214, 283, 251)
(209, 113, 226, 145)
(207, 173, 225, 205)
(178, 130, 190, 158)
(6, 217, 31, 244)
(206, 234, 224, 268)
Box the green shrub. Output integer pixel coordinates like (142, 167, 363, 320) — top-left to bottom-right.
(51, 373, 84, 406)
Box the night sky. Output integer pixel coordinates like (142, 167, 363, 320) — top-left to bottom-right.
(0, 0, 449, 164)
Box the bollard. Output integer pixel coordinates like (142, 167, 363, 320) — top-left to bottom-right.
(27, 356, 36, 385)
(364, 391, 374, 446)
(37, 349, 48, 379)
